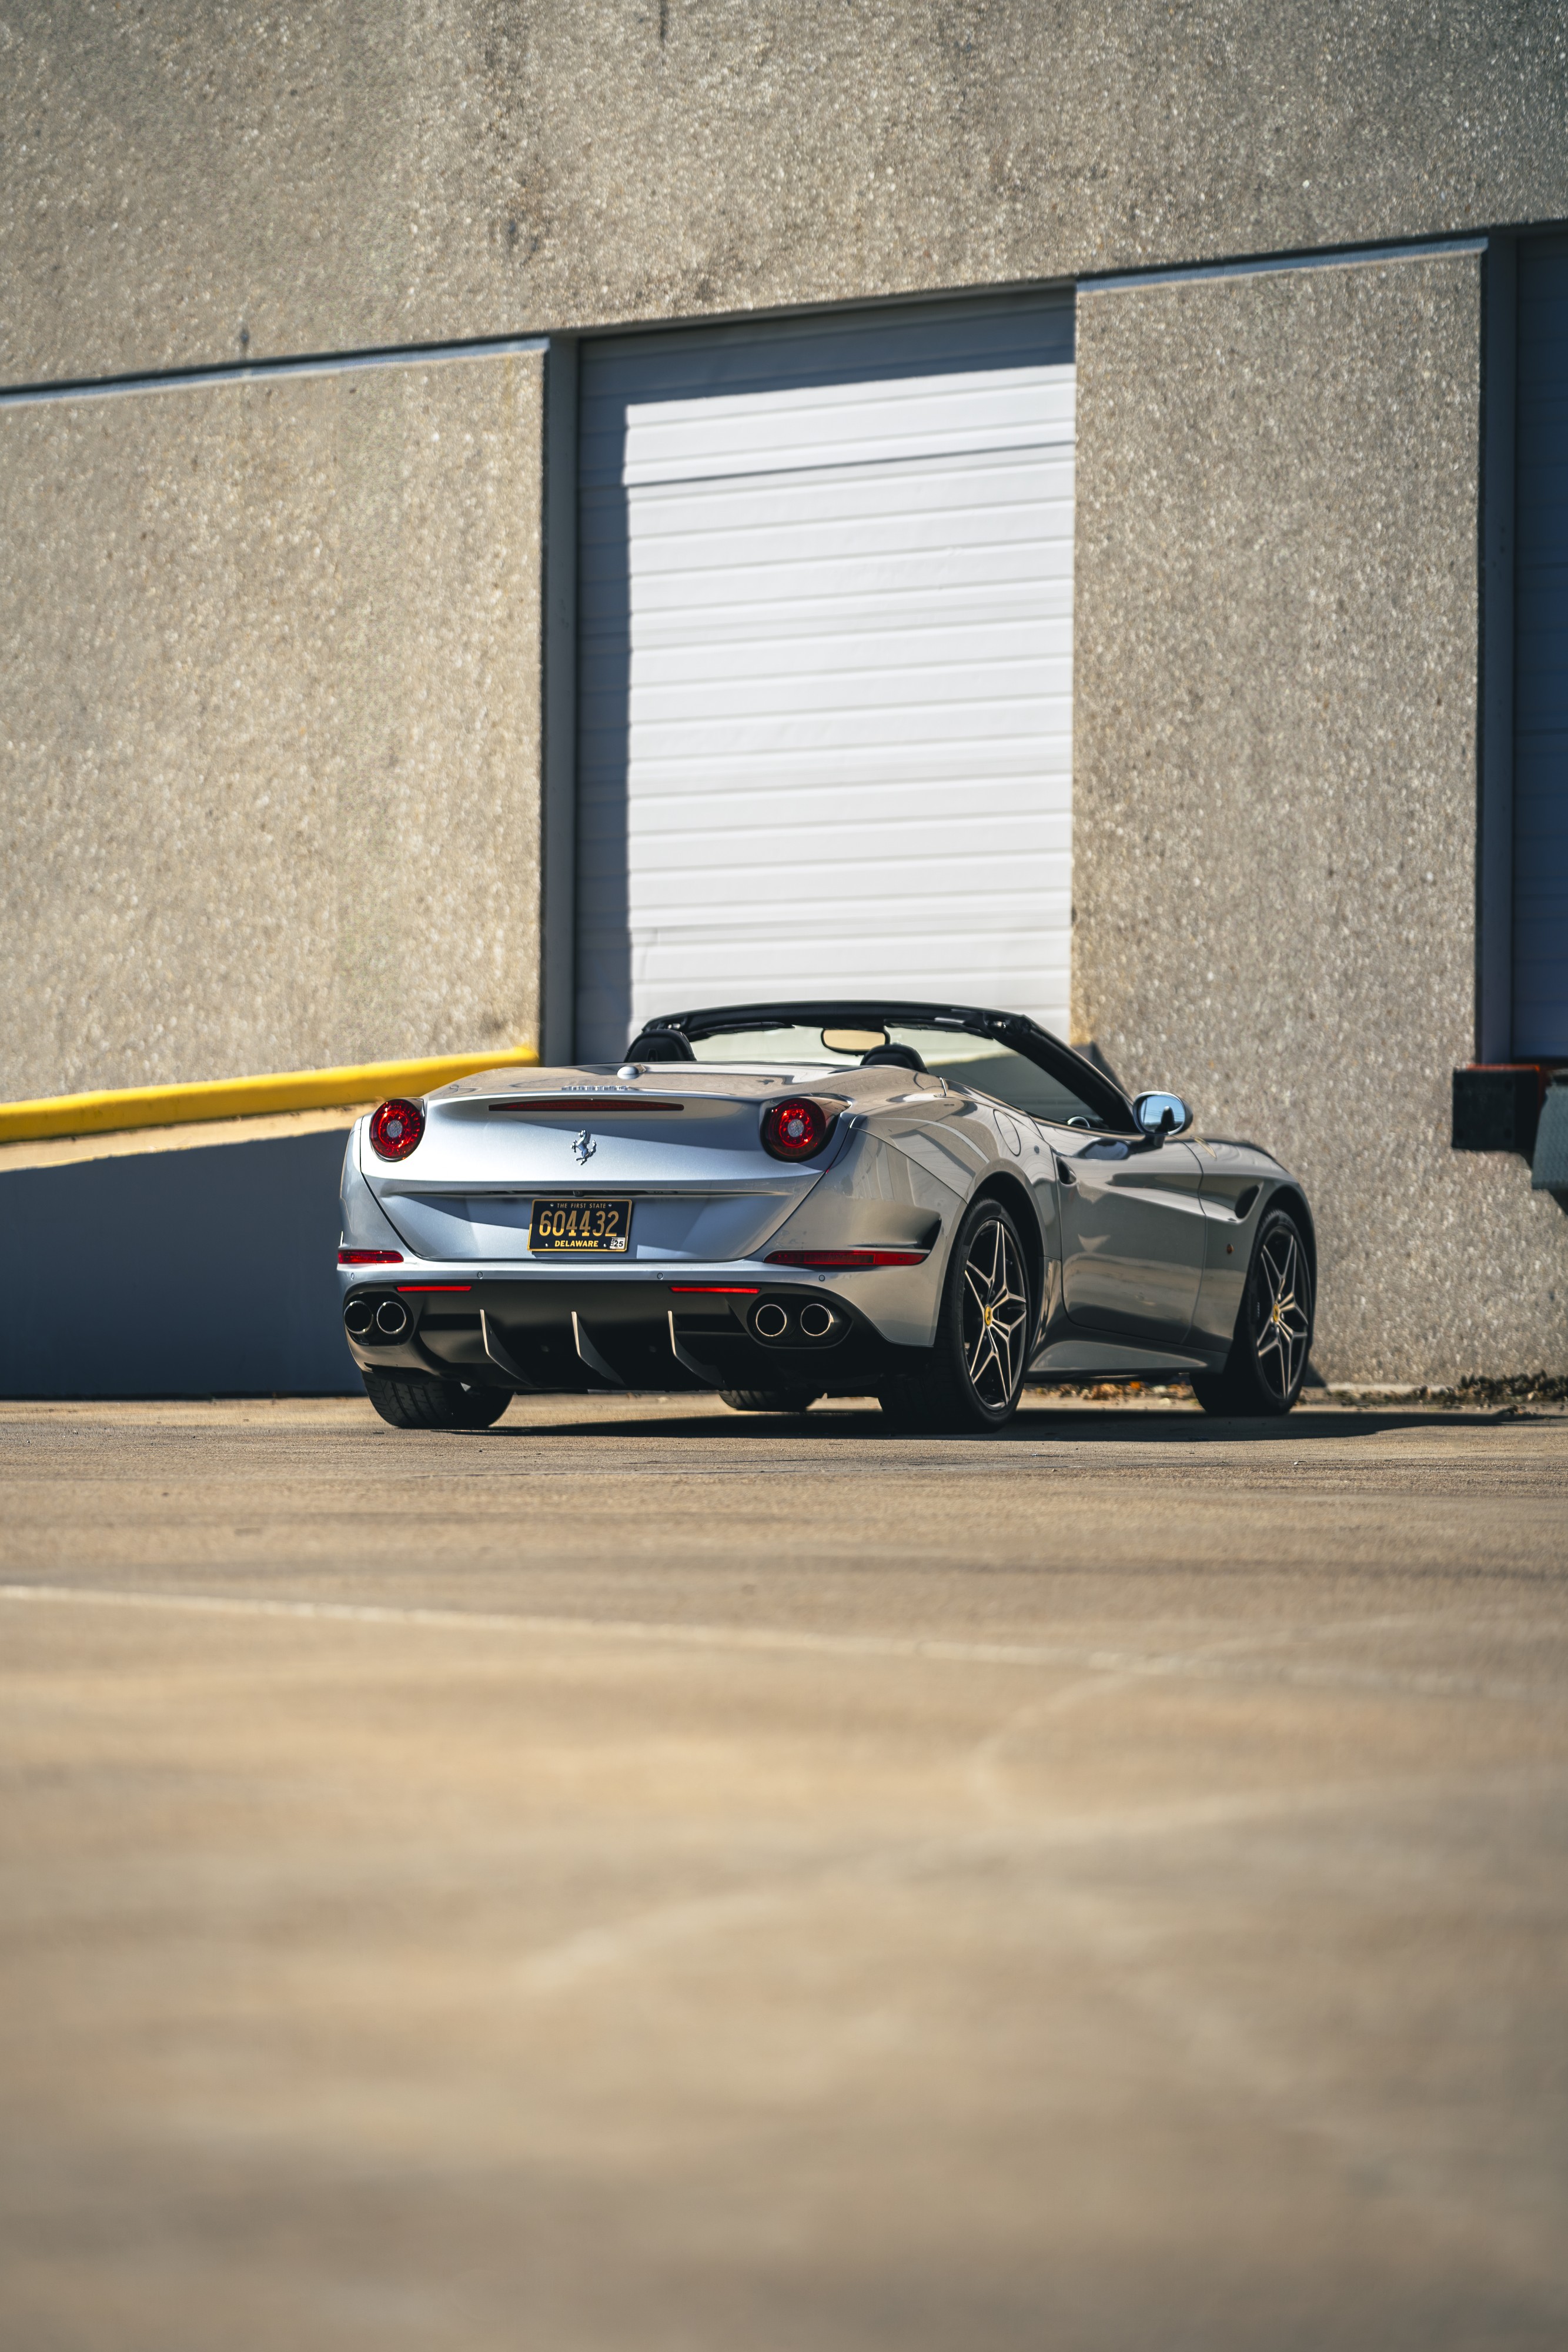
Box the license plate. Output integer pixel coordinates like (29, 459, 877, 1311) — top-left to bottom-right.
(529, 1196, 632, 1254)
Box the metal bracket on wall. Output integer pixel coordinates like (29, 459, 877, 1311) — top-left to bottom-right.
(1451, 1064, 1551, 1158)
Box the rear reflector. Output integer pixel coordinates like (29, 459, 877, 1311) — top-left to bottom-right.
(669, 1285, 759, 1294)
(396, 1284, 472, 1293)
(765, 1250, 927, 1269)
(338, 1248, 403, 1265)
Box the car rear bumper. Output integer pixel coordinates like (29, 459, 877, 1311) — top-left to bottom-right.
(339, 1267, 928, 1395)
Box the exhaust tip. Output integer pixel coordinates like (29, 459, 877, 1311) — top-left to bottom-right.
(375, 1299, 410, 1339)
(753, 1301, 790, 1341)
(344, 1298, 377, 1339)
(799, 1301, 837, 1340)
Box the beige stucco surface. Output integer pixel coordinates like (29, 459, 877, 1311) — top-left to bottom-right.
(1073, 247, 1568, 1384)
(1, 349, 543, 1098)
(3, 1, 1567, 387)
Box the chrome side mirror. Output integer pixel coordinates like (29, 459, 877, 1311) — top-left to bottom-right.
(1134, 1091, 1193, 1140)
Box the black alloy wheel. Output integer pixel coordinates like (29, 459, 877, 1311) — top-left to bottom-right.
(362, 1370, 512, 1430)
(718, 1389, 821, 1415)
(1191, 1208, 1315, 1418)
(880, 1197, 1032, 1435)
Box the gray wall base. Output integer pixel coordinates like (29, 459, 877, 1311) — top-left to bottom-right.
(0, 1131, 358, 1398)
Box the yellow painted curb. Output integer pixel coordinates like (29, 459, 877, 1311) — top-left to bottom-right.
(0, 1047, 540, 1146)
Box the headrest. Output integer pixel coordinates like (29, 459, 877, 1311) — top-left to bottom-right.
(626, 1030, 696, 1063)
(859, 1043, 926, 1073)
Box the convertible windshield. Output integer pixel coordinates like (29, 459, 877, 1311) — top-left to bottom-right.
(889, 1030, 1108, 1126)
(684, 1021, 1113, 1127)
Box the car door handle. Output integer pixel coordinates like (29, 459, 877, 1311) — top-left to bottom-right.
(1055, 1155, 1078, 1185)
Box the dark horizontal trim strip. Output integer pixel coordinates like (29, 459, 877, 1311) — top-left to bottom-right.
(487, 1097, 687, 1114)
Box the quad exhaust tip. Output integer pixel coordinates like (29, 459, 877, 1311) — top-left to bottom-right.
(343, 1295, 409, 1341)
(751, 1297, 842, 1345)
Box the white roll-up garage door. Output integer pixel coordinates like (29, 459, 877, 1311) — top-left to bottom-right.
(576, 295, 1076, 1063)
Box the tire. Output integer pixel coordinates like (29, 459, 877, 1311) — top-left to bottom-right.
(719, 1389, 821, 1415)
(1191, 1208, 1314, 1418)
(362, 1369, 512, 1431)
(878, 1197, 1032, 1435)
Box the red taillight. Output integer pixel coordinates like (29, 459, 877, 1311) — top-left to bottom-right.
(337, 1248, 404, 1266)
(397, 1284, 472, 1293)
(669, 1285, 760, 1295)
(369, 1098, 425, 1160)
(761, 1098, 833, 1160)
(765, 1249, 927, 1269)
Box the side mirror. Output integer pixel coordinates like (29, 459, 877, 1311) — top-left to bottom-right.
(1134, 1091, 1193, 1140)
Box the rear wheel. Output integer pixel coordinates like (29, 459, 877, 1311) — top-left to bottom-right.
(879, 1197, 1032, 1435)
(1191, 1208, 1314, 1417)
(362, 1370, 511, 1431)
(719, 1389, 820, 1415)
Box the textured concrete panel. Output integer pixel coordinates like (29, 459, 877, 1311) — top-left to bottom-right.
(3, 2, 1567, 386)
(1074, 247, 1568, 1384)
(1, 349, 543, 1096)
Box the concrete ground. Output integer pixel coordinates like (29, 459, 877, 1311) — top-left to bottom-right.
(1, 1392, 1564, 2352)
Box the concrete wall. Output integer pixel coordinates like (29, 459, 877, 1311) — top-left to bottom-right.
(1, 348, 544, 1097)
(3, 2, 1566, 388)
(1073, 246, 1568, 1382)
(4, 4, 1566, 1387)
(0, 1124, 357, 1397)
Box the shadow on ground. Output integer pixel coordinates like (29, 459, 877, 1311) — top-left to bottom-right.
(473, 1399, 1556, 1445)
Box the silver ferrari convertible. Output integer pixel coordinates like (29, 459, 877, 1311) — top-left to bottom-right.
(337, 1000, 1316, 1434)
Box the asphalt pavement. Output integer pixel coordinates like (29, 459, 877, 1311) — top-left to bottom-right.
(1, 1392, 1564, 2352)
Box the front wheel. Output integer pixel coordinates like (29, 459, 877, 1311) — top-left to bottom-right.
(1191, 1208, 1314, 1417)
(879, 1197, 1032, 1435)
(362, 1370, 511, 1430)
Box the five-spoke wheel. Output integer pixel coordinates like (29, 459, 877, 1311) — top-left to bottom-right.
(1192, 1207, 1315, 1417)
(880, 1197, 1033, 1434)
(959, 1212, 1031, 1412)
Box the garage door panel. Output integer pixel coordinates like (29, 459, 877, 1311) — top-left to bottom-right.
(618, 512, 1076, 588)
(633, 783, 1072, 838)
(584, 450, 1075, 543)
(637, 938, 1072, 1013)
(631, 617, 1066, 684)
(624, 728, 1073, 787)
(628, 660, 1071, 727)
(623, 393, 1076, 485)
(583, 740, 1074, 800)
(639, 933, 1073, 980)
(627, 700, 1071, 762)
(617, 459, 1074, 553)
(577, 296, 1076, 1059)
(630, 849, 1075, 902)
